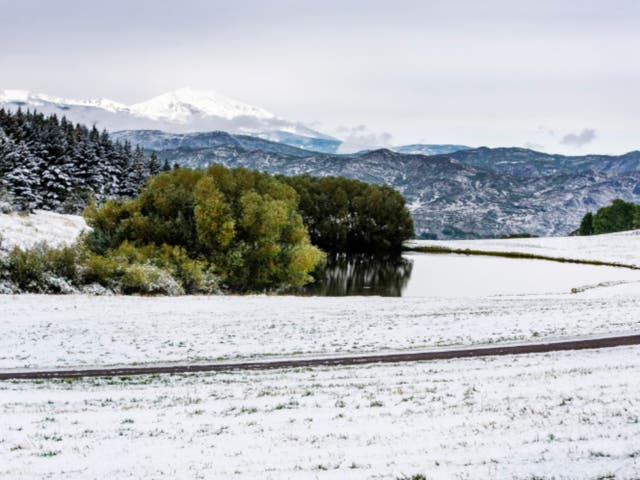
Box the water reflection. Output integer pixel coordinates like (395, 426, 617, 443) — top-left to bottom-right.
(304, 254, 414, 296)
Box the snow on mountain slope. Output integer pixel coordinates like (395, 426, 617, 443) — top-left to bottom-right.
(0, 87, 335, 146)
(128, 87, 275, 122)
(0, 89, 128, 113)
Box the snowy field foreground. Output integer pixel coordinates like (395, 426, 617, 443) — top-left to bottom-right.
(1, 289, 640, 369)
(0, 210, 88, 251)
(410, 229, 640, 267)
(1, 347, 638, 480)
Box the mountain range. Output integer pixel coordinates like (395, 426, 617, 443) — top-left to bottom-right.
(112, 130, 640, 239)
(0, 87, 343, 153)
(0, 88, 469, 156)
(3, 87, 639, 239)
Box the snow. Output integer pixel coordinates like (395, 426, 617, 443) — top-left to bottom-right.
(0, 210, 88, 251)
(1, 288, 639, 369)
(129, 87, 275, 122)
(0, 89, 32, 102)
(407, 198, 423, 212)
(410, 229, 640, 267)
(0, 89, 128, 113)
(0, 87, 276, 124)
(1, 215, 640, 479)
(1, 347, 638, 479)
(0, 87, 324, 139)
(1, 216, 640, 368)
(78, 97, 129, 113)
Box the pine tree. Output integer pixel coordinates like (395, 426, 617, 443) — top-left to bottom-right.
(578, 212, 593, 236)
(0, 109, 153, 212)
(122, 145, 148, 197)
(149, 152, 161, 177)
(3, 141, 42, 211)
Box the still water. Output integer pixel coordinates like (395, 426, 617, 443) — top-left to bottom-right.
(302, 253, 640, 297)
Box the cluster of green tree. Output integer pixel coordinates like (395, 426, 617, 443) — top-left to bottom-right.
(578, 199, 640, 235)
(0, 109, 166, 212)
(1, 165, 416, 294)
(81, 165, 325, 292)
(280, 175, 414, 254)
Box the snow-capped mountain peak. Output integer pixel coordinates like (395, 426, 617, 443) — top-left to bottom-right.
(129, 87, 275, 123)
(0, 87, 325, 141)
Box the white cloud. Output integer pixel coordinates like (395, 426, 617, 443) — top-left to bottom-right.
(335, 125, 393, 153)
(560, 129, 596, 148)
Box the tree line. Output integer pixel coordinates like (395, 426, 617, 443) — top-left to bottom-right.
(280, 175, 414, 254)
(0, 108, 165, 212)
(78, 167, 415, 293)
(578, 199, 640, 235)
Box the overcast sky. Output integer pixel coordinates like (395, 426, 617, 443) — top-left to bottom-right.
(1, 0, 639, 154)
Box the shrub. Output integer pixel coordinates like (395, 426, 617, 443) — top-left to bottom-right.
(7, 245, 48, 290)
(83, 253, 121, 286)
(4, 243, 86, 292)
(45, 245, 84, 284)
(120, 264, 184, 296)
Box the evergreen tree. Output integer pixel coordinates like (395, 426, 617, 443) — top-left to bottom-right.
(149, 152, 161, 176)
(3, 141, 42, 211)
(578, 212, 593, 236)
(579, 199, 640, 235)
(592, 199, 636, 234)
(122, 145, 148, 197)
(0, 109, 154, 212)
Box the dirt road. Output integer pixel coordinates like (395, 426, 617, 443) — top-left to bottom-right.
(1, 333, 638, 380)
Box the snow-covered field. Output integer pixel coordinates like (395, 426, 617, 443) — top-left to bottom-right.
(0, 210, 88, 251)
(1, 215, 640, 479)
(1, 347, 638, 479)
(1, 287, 639, 369)
(410, 229, 640, 267)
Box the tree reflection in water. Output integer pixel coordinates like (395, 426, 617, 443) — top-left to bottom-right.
(302, 254, 414, 296)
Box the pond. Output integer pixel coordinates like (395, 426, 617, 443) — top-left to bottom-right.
(302, 252, 640, 297)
